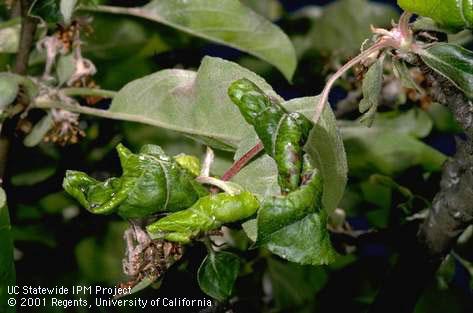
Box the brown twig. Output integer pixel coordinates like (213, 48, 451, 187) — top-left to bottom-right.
(14, 0, 38, 75)
(0, 0, 38, 187)
(368, 65, 473, 313)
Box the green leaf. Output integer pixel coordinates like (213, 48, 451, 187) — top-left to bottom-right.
(0, 73, 38, 101)
(60, 0, 78, 24)
(0, 73, 19, 110)
(0, 18, 20, 54)
(0, 188, 15, 313)
(197, 251, 240, 301)
(85, 0, 297, 80)
(359, 57, 384, 126)
(373, 108, 433, 138)
(30, 0, 61, 23)
(63, 144, 207, 218)
(302, 101, 348, 213)
(398, 0, 473, 31)
(147, 191, 259, 244)
(240, 0, 283, 21)
(262, 211, 337, 265)
(85, 14, 171, 61)
(56, 53, 76, 86)
(392, 59, 423, 93)
(426, 102, 463, 133)
(228, 78, 313, 193)
(23, 111, 54, 147)
(308, 0, 398, 59)
(419, 43, 473, 99)
(233, 97, 348, 213)
(110, 56, 282, 151)
(256, 169, 337, 265)
(11, 166, 56, 186)
(75, 222, 128, 283)
(267, 258, 328, 311)
(340, 109, 446, 177)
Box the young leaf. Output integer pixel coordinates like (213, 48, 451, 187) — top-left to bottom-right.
(233, 97, 348, 213)
(147, 191, 259, 244)
(197, 251, 240, 301)
(0, 188, 15, 313)
(359, 57, 384, 126)
(398, 0, 473, 31)
(60, 0, 78, 25)
(308, 0, 398, 59)
(340, 109, 446, 177)
(0, 18, 20, 54)
(419, 43, 473, 99)
(56, 54, 76, 86)
(23, 111, 54, 147)
(392, 59, 423, 93)
(0, 74, 19, 111)
(63, 144, 207, 218)
(228, 78, 313, 193)
(84, 0, 297, 80)
(110, 56, 282, 151)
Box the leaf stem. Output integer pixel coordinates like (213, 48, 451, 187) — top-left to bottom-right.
(61, 87, 117, 98)
(313, 41, 387, 124)
(221, 142, 264, 181)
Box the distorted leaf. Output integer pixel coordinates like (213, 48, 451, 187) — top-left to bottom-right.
(228, 78, 313, 193)
(63, 144, 207, 218)
(233, 97, 347, 213)
(290, 98, 348, 213)
(256, 169, 337, 265)
(197, 251, 240, 301)
(147, 191, 259, 244)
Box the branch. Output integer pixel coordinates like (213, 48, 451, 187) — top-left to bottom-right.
(14, 0, 37, 75)
(368, 67, 473, 313)
(0, 0, 38, 186)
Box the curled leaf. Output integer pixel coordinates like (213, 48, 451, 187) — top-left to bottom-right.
(228, 78, 313, 193)
(254, 162, 336, 265)
(63, 144, 207, 218)
(146, 191, 259, 244)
